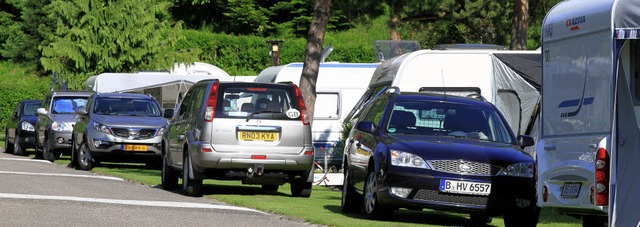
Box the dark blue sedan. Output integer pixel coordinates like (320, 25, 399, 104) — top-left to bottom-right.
(5, 99, 42, 155)
(341, 91, 538, 227)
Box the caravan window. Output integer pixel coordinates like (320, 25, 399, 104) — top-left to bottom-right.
(314, 93, 339, 119)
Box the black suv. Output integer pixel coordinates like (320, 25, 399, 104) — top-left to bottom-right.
(341, 88, 538, 226)
(4, 100, 42, 155)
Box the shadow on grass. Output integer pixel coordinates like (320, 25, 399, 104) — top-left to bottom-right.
(324, 204, 492, 227)
(151, 181, 291, 197)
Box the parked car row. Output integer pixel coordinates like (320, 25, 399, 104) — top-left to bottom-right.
(4, 79, 315, 198)
(3, 78, 537, 226)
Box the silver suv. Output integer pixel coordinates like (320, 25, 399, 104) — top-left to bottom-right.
(161, 80, 314, 197)
(36, 91, 92, 161)
(71, 93, 170, 170)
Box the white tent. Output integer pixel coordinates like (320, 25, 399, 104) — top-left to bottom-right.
(85, 63, 231, 109)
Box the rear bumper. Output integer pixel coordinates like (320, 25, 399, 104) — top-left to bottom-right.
(190, 143, 314, 181)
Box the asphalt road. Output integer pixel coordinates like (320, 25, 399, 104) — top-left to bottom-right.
(0, 150, 317, 226)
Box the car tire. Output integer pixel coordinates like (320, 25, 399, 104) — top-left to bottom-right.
(13, 134, 25, 156)
(261, 184, 279, 192)
(161, 152, 179, 191)
(581, 215, 607, 227)
(362, 169, 392, 220)
(34, 135, 44, 159)
(77, 142, 93, 171)
(470, 213, 493, 225)
(43, 139, 56, 162)
(182, 154, 203, 197)
(341, 167, 362, 213)
(290, 179, 312, 198)
(502, 203, 539, 227)
(4, 130, 14, 154)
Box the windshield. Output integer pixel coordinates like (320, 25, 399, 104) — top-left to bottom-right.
(93, 97, 162, 117)
(22, 102, 41, 116)
(52, 97, 88, 114)
(386, 100, 514, 144)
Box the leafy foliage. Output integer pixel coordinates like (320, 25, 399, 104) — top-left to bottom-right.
(40, 0, 198, 89)
(1, 0, 55, 69)
(0, 61, 49, 131)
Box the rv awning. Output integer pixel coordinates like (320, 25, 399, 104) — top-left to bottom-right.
(493, 53, 542, 91)
(614, 0, 640, 39)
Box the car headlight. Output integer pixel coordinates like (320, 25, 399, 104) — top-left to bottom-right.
(21, 121, 35, 131)
(390, 150, 430, 169)
(51, 121, 72, 132)
(498, 162, 534, 178)
(156, 128, 165, 136)
(93, 122, 111, 134)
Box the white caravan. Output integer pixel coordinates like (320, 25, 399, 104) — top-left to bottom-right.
(539, 0, 640, 226)
(345, 48, 542, 139)
(255, 62, 379, 175)
(85, 63, 232, 109)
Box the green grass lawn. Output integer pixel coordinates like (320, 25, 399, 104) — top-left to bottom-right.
(0, 134, 581, 226)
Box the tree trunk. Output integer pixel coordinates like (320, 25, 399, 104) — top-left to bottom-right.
(390, 15, 401, 40)
(300, 0, 331, 125)
(511, 0, 529, 50)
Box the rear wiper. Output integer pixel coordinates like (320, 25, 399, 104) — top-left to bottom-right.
(246, 111, 279, 122)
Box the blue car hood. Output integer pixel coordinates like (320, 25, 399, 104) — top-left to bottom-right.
(91, 115, 167, 128)
(20, 115, 38, 125)
(385, 134, 533, 163)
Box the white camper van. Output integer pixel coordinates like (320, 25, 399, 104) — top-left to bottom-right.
(345, 48, 542, 138)
(255, 62, 379, 172)
(538, 0, 640, 226)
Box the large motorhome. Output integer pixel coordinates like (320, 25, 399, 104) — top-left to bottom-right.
(538, 0, 640, 226)
(345, 48, 541, 138)
(255, 62, 379, 172)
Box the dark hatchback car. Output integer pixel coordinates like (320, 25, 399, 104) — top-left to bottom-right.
(4, 100, 42, 155)
(340, 90, 538, 226)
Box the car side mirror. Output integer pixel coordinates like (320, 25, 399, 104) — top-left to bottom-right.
(36, 108, 47, 115)
(163, 109, 174, 118)
(356, 121, 374, 133)
(75, 107, 88, 115)
(13, 112, 18, 118)
(518, 135, 535, 147)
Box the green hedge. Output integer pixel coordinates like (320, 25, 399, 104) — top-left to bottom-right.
(176, 17, 388, 76)
(0, 62, 50, 132)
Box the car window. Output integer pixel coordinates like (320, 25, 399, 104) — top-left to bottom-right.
(93, 97, 161, 117)
(215, 85, 297, 121)
(51, 97, 88, 114)
(361, 95, 389, 129)
(178, 85, 203, 118)
(22, 102, 41, 116)
(387, 100, 514, 144)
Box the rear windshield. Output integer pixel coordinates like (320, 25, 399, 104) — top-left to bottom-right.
(51, 97, 88, 114)
(93, 97, 162, 117)
(386, 100, 514, 144)
(215, 84, 300, 121)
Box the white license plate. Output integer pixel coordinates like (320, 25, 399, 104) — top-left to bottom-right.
(439, 179, 491, 196)
(561, 182, 581, 198)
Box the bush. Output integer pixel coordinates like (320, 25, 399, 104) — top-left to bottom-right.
(0, 61, 50, 131)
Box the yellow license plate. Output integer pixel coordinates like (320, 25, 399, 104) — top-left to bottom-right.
(238, 131, 279, 142)
(123, 144, 147, 152)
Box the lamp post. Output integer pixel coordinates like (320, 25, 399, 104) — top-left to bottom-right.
(266, 40, 284, 66)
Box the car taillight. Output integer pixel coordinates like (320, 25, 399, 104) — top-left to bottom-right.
(204, 82, 219, 122)
(291, 84, 309, 125)
(595, 147, 609, 206)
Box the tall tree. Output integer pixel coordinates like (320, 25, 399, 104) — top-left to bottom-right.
(511, 0, 529, 49)
(299, 0, 330, 125)
(1, 0, 55, 68)
(40, 0, 197, 88)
